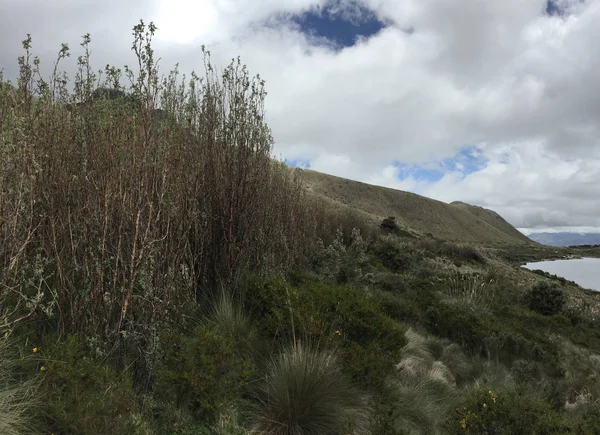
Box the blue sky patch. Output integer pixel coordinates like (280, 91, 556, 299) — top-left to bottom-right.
(290, 0, 390, 49)
(394, 146, 487, 183)
(285, 159, 311, 169)
(546, 0, 564, 16)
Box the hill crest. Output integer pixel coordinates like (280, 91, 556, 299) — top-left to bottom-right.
(298, 168, 532, 246)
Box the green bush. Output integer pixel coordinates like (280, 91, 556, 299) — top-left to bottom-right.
(38, 334, 139, 434)
(248, 343, 369, 435)
(295, 280, 407, 385)
(155, 325, 255, 423)
(312, 228, 368, 284)
(445, 386, 585, 434)
(371, 236, 416, 273)
(525, 282, 566, 316)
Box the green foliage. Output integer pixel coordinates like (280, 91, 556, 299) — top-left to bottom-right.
(38, 334, 139, 434)
(155, 325, 255, 423)
(312, 228, 368, 284)
(296, 279, 407, 385)
(248, 343, 369, 435)
(446, 385, 593, 434)
(371, 236, 416, 273)
(443, 273, 496, 313)
(526, 281, 566, 316)
(244, 274, 407, 386)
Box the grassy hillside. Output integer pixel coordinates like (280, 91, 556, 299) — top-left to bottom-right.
(450, 201, 531, 243)
(299, 169, 533, 246)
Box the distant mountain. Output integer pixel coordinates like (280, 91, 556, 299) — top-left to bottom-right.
(528, 232, 600, 247)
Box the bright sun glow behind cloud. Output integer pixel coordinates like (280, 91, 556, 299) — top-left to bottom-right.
(156, 0, 219, 44)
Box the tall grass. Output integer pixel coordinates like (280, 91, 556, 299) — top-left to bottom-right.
(0, 21, 317, 377)
(388, 329, 460, 434)
(0, 337, 38, 435)
(444, 272, 496, 313)
(249, 343, 369, 435)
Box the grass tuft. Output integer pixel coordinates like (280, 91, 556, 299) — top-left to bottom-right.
(0, 337, 38, 435)
(249, 343, 369, 435)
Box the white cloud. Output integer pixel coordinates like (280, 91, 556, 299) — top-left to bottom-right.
(1, 0, 600, 231)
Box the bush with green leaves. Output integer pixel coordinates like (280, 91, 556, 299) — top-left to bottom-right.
(445, 385, 591, 434)
(371, 235, 416, 273)
(37, 334, 140, 434)
(248, 343, 369, 435)
(155, 324, 256, 423)
(525, 281, 566, 316)
(312, 228, 369, 284)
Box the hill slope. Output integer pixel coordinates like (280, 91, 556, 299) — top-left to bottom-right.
(298, 169, 532, 246)
(450, 201, 531, 243)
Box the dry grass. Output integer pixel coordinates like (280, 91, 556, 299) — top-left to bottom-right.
(298, 168, 534, 246)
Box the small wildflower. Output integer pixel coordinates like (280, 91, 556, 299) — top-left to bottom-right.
(40, 366, 46, 371)
(483, 403, 487, 408)
(32, 347, 38, 353)
(335, 330, 341, 335)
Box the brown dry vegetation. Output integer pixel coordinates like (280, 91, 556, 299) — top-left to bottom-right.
(299, 168, 534, 246)
(0, 26, 319, 377)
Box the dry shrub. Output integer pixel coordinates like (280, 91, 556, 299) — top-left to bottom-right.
(0, 22, 314, 374)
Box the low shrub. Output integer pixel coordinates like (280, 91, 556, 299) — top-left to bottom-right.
(445, 386, 583, 434)
(38, 334, 139, 434)
(155, 325, 255, 423)
(371, 236, 416, 273)
(526, 282, 566, 316)
(312, 228, 369, 284)
(294, 280, 407, 385)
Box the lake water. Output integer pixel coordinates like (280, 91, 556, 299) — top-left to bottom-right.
(523, 258, 600, 292)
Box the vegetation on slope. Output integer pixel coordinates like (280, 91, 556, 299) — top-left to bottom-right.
(299, 169, 533, 246)
(0, 20, 600, 435)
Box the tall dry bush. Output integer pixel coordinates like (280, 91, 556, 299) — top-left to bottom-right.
(0, 21, 313, 376)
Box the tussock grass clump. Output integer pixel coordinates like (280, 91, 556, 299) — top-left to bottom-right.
(387, 328, 460, 435)
(249, 343, 369, 435)
(444, 272, 496, 313)
(0, 337, 38, 435)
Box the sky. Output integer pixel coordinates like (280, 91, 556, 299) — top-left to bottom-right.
(1, 0, 599, 235)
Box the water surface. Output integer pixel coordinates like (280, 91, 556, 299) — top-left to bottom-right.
(523, 257, 600, 291)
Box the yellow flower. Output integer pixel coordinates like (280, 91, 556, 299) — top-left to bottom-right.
(483, 403, 487, 408)
(492, 397, 496, 403)
(40, 366, 46, 371)
(488, 390, 492, 395)
(335, 330, 341, 335)
(32, 347, 38, 353)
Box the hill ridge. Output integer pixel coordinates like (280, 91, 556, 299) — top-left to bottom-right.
(297, 168, 532, 246)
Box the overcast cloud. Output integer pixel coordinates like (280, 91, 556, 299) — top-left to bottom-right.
(1, 0, 599, 233)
